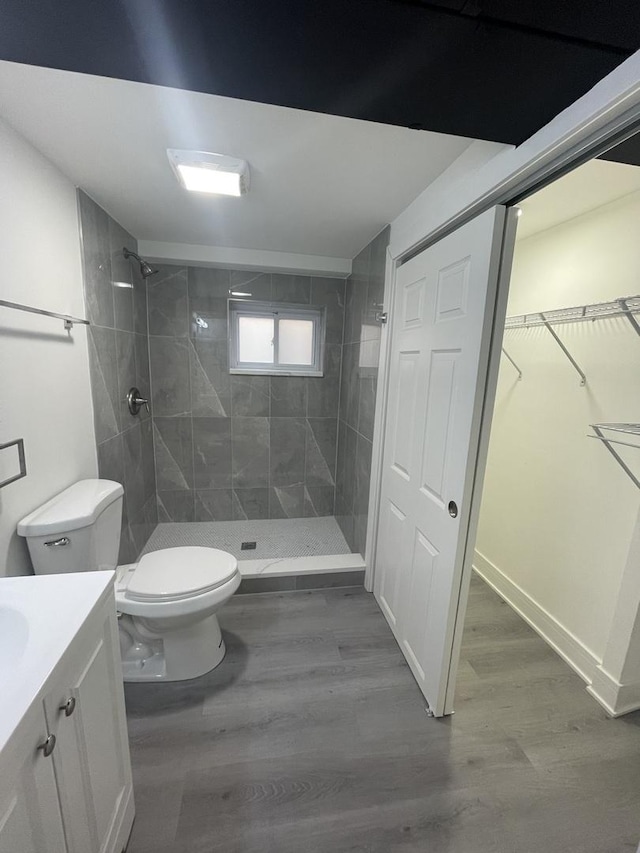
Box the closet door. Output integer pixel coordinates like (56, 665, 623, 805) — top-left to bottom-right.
(374, 206, 517, 716)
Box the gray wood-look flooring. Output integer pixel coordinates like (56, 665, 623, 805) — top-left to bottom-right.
(123, 576, 640, 852)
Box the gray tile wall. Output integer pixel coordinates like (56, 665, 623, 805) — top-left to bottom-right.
(78, 190, 157, 562)
(335, 227, 390, 556)
(147, 266, 346, 522)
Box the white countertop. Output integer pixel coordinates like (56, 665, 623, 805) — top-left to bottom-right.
(0, 571, 114, 753)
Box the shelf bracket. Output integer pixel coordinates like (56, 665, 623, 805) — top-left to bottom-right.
(501, 347, 522, 380)
(541, 314, 586, 386)
(617, 298, 640, 338)
(590, 426, 640, 489)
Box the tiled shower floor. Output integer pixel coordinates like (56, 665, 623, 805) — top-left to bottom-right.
(140, 516, 352, 561)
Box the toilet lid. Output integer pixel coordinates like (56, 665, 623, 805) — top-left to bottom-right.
(126, 547, 238, 601)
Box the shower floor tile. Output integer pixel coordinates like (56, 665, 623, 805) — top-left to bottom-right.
(140, 516, 352, 561)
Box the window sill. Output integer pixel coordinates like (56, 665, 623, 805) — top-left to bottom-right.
(229, 368, 324, 378)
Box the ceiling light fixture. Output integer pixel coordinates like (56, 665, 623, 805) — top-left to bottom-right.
(167, 149, 250, 197)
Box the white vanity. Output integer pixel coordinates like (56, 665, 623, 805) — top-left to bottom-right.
(0, 572, 134, 853)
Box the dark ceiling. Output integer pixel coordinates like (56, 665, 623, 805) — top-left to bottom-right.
(2, 0, 640, 161)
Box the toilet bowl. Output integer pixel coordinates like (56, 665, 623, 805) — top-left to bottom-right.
(115, 546, 241, 681)
(17, 479, 241, 683)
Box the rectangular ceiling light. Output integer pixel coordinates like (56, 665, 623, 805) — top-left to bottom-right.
(167, 149, 250, 196)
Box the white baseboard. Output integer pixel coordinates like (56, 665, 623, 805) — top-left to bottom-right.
(473, 550, 599, 683)
(587, 666, 640, 717)
(473, 550, 640, 716)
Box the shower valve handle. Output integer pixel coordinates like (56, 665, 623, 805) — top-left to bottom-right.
(127, 387, 150, 416)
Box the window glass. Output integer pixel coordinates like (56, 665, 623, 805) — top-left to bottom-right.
(279, 318, 314, 365)
(238, 315, 274, 363)
(229, 299, 324, 375)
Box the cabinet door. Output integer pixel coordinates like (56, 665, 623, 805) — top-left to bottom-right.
(45, 605, 133, 853)
(0, 707, 67, 853)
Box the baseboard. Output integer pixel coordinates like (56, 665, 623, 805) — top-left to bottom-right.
(473, 550, 600, 687)
(587, 665, 640, 717)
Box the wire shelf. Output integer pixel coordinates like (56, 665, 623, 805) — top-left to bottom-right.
(591, 423, 640, 436)
(589, 424, 640, 489)
(505, 295, 640, 329)
(502, 294, 640, 386)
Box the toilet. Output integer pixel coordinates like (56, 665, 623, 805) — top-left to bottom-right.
(17, 479, 241, 682)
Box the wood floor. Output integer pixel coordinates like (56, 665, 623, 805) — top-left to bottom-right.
(123, 576, 640, 852)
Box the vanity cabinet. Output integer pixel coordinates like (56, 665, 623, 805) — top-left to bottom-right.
(0, 578, 134, 853)
(0, 703, 67, 853)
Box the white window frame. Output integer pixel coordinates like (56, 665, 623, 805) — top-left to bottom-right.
(228, 299, 326, 377)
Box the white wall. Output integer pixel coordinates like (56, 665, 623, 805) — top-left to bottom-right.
(390, 139, 511, 254)
(0, 118, 97, 576)
(475, 190, 640, 665)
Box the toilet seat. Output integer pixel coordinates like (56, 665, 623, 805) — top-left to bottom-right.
(126, 546, 237, 602)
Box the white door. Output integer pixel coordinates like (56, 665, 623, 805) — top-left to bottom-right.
(374, 206, 516, 716)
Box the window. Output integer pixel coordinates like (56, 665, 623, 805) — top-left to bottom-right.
(229, 300, 325, 376)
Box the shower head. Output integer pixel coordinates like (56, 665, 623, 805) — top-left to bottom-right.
(123, 247, 158, 279)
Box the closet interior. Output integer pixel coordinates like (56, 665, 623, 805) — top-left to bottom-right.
(460, 155, 640, 721)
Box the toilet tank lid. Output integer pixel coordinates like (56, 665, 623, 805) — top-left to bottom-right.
(17, 479, 123, 537)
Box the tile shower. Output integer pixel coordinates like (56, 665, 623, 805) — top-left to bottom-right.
(79, 186, 388, 567)
(78, 191, 157, 563)
(147, 266, 344, 524)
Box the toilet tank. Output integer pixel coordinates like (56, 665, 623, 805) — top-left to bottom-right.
(17, 479, 124, 575)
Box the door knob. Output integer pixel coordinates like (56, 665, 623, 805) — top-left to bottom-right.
(37, 734, 56, 757)
(448, 500, 458, 518)
(127, 387, 150, 416)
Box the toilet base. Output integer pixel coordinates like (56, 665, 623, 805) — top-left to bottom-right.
(119, 612, 227, 682)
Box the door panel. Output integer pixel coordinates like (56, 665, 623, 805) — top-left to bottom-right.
(377, 500, 407, 626)
(403, 529, 437, 679)
(421, 349, 459, 503)
(374, 206, 516, 716)
(392, 351, 419, 479)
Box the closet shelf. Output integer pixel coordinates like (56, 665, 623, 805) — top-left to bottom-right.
(590, 423, 640, 436)
(504, 295, 640, 331)
(502, 294, 640, 386)
(589, 424, 640, 489)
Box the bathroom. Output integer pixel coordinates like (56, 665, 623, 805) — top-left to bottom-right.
(3, 13, 640, 852)
(0, 59, 470, 851)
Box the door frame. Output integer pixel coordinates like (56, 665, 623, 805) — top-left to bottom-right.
(363, 54, 640, 705)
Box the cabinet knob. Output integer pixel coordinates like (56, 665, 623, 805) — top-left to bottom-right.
(37, 734, 56, 757)
(59, 697, 76, 717)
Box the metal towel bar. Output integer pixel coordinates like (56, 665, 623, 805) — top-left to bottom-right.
(0, 299, 90, 330)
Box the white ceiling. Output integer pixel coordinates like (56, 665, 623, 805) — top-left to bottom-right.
(0, 61, 474, 261)
(517, 159, 640, 241)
